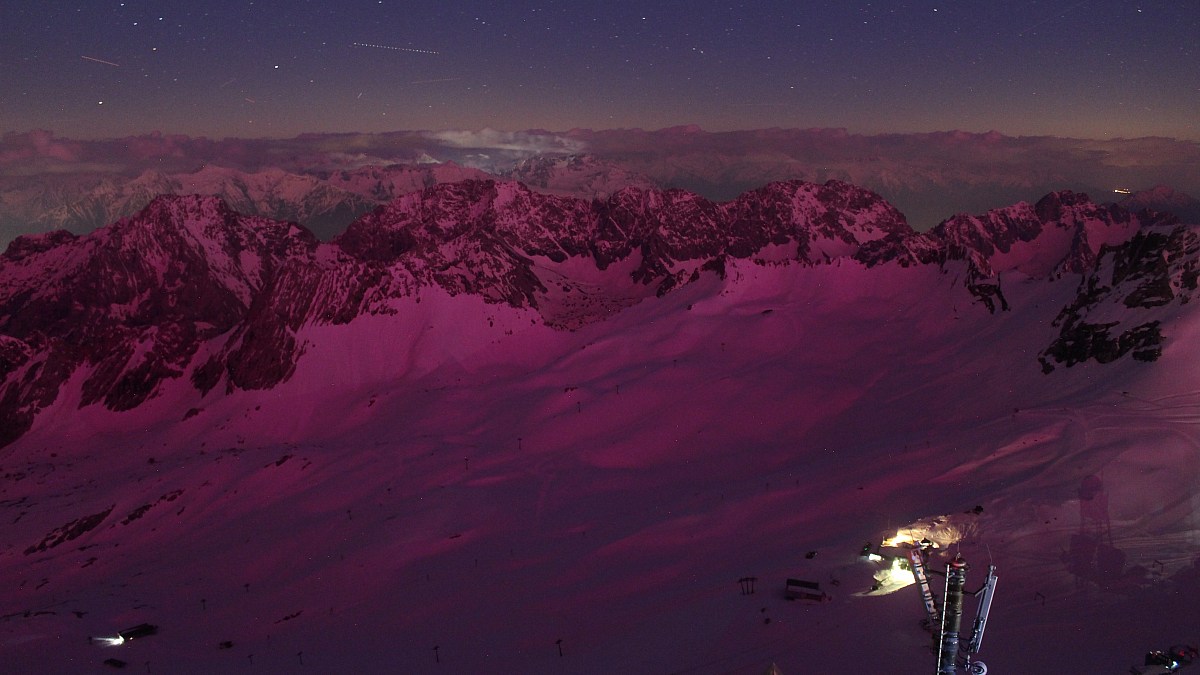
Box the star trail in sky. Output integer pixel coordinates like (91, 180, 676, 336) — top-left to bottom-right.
(1, 1, 1197, 139)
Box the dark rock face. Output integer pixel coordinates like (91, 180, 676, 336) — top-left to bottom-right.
(1039, 318, 1163, 372)
(24, 505, 115, 555)
(1109, 229, 1199, 308)
(1039, 225, 1199, 372)
(0, 179, 1193, 446)
(967, 277, 1010, 314)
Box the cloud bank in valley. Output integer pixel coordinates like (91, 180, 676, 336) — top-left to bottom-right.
(424, 129, 588, 155)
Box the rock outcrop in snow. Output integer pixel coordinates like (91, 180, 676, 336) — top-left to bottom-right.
(1039, 223, 1200, 371)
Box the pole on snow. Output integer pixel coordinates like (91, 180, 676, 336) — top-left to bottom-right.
(909, 546, 940, 627)
(937, 555, 967, 675)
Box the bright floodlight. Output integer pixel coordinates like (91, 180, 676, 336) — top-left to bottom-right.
(869, 557, 917, 595)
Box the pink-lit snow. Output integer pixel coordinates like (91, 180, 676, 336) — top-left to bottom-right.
(2, 245, 1198, 673)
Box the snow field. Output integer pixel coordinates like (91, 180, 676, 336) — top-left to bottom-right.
(2, 258, 1198, 673)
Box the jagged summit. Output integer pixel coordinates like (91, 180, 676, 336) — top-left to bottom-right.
(0, 194, 316, 443)
(926, 190, 1174, 278)
(335, 178, 910, 297)
(346, 177, 908, 253)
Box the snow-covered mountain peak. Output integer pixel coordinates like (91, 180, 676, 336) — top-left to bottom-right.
(105, 194, 315, 269)
(0, 194, 320, 442)
(927, 190, 1167, 279)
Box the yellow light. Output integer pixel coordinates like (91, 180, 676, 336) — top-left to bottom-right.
(868, 557, 917, 596)
(881, 515, 970, 551)
(886, 558, 915, 587)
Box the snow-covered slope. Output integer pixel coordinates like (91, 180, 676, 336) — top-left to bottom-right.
(1, 182, 1198, 674)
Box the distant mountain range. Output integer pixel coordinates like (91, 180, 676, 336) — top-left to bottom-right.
(1, 154, 1196, 250)
(0, 157, 660, 244)
(1119, 185, 1200, 224)
(3, 127, 1198, 245)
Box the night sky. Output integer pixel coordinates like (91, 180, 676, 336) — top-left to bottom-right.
(2, 1, 1197, 140)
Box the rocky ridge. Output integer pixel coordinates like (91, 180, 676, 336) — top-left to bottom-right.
(0, 179, 1193, 448)
(0, 196, 316, 445)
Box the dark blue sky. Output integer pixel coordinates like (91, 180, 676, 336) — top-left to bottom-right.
(2, 1, 1197, 139)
